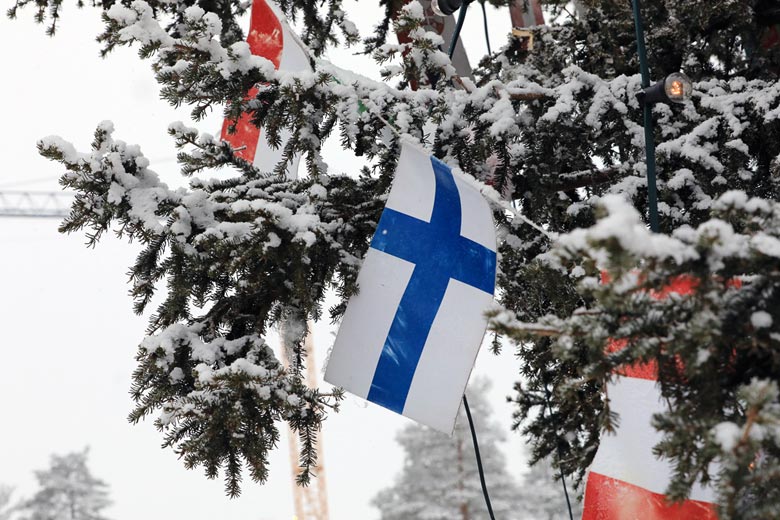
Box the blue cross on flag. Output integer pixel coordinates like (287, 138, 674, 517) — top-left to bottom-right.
(324, 143, 497, 434)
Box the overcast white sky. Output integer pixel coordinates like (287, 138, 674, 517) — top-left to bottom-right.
(0, 3, 530, 519)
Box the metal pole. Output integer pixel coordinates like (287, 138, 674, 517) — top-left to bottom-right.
(631, 0, 660, 233)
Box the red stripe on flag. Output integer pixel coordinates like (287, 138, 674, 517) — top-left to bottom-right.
(606, 338, 659, 381)
(586, 273, 723, 518)
(583, 472, 718, 520)
(221, 0, 284, 162)
(246, 0, 284, 64)
(602, 274, 701, 381)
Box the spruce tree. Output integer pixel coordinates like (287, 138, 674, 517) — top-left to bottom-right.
(9, 0, 780, 516)
(16, 449, 112, 520)
(516, 456, 583, 520)
(372, 380, 521, 520)
(0, 486, 14, 520)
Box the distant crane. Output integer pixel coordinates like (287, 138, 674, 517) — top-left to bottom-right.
(0, 191, 73, 218)
(282, 324, 331, 520)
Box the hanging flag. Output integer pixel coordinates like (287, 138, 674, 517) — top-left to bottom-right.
(324, 143, 497, 434)
(220, 0, 311, 179)
(583, 276, 718, 520)
(509, 0, 545, 28)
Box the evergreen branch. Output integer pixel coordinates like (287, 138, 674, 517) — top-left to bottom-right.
(547, 164, 629, 192)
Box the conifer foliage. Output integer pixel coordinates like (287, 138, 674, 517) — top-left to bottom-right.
(15, 449, 112, 520)
(10, 0, 780, 515)
(0, 486, 14, 520)
(372, 380, 522, 520)
(515, 457, 583, 520)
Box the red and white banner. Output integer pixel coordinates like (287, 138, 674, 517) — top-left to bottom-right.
(583, 277, 718, 520)
(509, 0, 544, 28)
(220, 0, 311, 179)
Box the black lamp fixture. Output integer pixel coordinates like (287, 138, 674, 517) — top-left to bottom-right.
(432, 0, 467, 16)
(432, 0, 474, 58)
(638, 72, 693, 106)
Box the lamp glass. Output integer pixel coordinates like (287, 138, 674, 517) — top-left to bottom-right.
(664, 72, 693, 103)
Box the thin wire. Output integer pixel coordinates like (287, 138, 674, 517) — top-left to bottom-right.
(393, 10, 555, 520)
(544, 386, 575, 520)
(480, 1, 492, 55)
(463, 394, 496, 520)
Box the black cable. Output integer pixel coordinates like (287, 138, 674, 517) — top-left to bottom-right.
(447, 1, 471, 59)
(463, 394, 496, 520)
(480, 0, 492, 55)
(544, 387, 575, 520)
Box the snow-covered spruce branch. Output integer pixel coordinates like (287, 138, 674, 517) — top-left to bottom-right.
(38, 122, 386, 494)
(14, 0, 358, 52)
(33, 1, 780, 216)
(493, 193, 780, 509)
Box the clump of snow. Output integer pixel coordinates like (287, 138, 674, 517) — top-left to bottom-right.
(712, 422, 742, 452)
(751, 311, 773, 329)
(308, 183, 327, 199)
(752, 234, 780, 258)
(555, 195, 697, 266)
(401, 1, 424, 21)
(183, 5, 205, 21)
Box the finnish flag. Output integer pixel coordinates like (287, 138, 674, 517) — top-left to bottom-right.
(325, 143, 497, 434)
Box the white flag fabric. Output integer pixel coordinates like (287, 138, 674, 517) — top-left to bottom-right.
(220, 0, 310, 179)
(325, 143, 496, 434)
(583, 278, 718, 520)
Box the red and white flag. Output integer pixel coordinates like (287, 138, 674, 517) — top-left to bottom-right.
(509, 0, 544, 28)
(583, 277, 718, 520)
(221, 0, 311, 179)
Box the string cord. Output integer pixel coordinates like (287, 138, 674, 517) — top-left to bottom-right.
(544, 386, 575, 520)
(480, 0, 492, 54)
(463, 394, 497, 520)
(448, 1, 471, 59)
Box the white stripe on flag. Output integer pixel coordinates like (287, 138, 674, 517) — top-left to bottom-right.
(277, 23, 311, 73)
(590, 376, 716, 503)
(324, 249, 414, 398)
(384, 144, 437, 222)
(253, 126, 302, 177)
(403, 278, 495, 433)
(453, 174, 495, 251)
